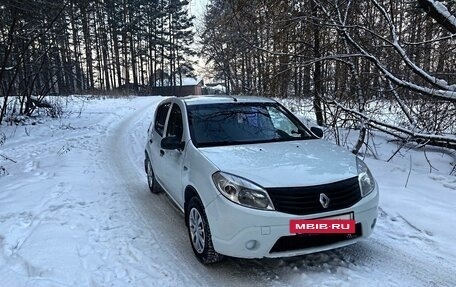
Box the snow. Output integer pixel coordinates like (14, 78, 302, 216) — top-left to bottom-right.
(210, 84, 226, 92)
(364, 137, 456, 256)
(0, 96, 455, 286)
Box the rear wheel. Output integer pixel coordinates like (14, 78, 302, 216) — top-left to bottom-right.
(145, 157, 160, 193)
(187, 196, 223, 264)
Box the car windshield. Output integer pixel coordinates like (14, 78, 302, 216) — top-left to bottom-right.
(187, 102, 314, 147)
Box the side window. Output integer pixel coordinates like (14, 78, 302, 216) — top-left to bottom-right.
(166, 104, 183, 141)
(154, 103, 171, 136)
(267, 106, 300, 137)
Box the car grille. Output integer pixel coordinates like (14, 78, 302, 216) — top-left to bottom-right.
(270, 223, 362, 253)
(266, 177, 361, 215)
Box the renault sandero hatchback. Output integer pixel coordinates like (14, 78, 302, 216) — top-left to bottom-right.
(144, 95, 379, 264)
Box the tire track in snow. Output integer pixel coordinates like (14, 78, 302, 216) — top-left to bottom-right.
(104, 100, 194, 285)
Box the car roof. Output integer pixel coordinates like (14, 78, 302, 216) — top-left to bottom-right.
(178, 95, 276, 106)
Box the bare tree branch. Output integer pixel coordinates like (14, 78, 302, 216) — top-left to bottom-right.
(418, 0, 456, 33)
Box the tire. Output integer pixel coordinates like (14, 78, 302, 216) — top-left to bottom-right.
(145, 156, 160, 193)
(186, 196, 224, 264)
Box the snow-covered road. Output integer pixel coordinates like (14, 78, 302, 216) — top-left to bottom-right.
(1, 96, 455, 286)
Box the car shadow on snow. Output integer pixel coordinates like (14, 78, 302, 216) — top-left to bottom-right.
(204, 243, 372, 284)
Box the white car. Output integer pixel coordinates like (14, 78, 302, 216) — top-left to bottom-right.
(144, 95, 379, 264)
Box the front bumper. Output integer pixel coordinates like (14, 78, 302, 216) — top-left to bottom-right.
(205, 185, 379, 259)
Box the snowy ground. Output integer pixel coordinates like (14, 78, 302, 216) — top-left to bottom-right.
(0, 96, 455, 287)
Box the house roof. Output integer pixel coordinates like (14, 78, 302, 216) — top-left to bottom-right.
(155, 77, 203, 87)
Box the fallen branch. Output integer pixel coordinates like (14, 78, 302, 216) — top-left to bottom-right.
(0, 153, 17, 163)
(327, 99, 456, 150)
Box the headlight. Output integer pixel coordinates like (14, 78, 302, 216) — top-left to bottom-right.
(357, 157, 375, 197)
(212, 172, 274, 210)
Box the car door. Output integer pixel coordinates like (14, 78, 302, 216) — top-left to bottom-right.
(159, 103, 185, 204)
(148, 102, 171, 187)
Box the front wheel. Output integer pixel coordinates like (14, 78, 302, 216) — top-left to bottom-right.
(187, 196, 223, 264)
(145, 157, 160, 193)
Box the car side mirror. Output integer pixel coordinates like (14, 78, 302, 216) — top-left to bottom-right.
(310, 127, 324, 139)
(161, 137, 185, 150)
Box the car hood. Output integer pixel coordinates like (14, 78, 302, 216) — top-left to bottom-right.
(199, 140, 358, 187)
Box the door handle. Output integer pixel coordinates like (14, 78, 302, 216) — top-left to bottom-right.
(160, 150, 165, 156)
(149, 139, 153, 144)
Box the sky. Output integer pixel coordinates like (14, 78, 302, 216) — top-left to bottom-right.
(190, 0, 209, 31)
(189, 0, 211, 80)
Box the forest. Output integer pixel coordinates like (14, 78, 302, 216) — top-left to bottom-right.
(1, 0, 455, 154)
(200, 0, 456, 153)
(0, 0, 194, 124)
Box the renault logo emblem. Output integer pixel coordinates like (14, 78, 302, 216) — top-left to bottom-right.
(319, 193, 330, 208)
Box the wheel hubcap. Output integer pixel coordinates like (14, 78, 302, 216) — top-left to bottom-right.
(189, 207, 205, 254)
